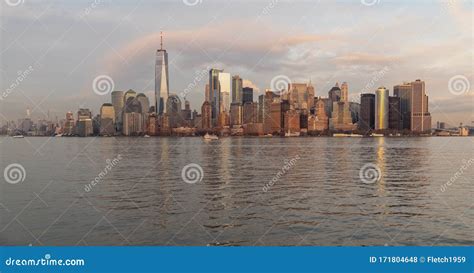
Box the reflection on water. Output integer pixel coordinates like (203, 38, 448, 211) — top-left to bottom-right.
(0, 137, 472, 246)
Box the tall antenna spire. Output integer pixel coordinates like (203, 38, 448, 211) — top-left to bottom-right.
(160, 31, 163, 50)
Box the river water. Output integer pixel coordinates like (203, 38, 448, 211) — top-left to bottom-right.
(0, 136, 472, 246)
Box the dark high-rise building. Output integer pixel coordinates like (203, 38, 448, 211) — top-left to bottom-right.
(209, 68, 222, 126)
(359, 93, 375, 132)
(243, 101, 258, 124)
(242, 87, 253, 104)
(394, 83, 412, 130)
(388, 96, 401, 130)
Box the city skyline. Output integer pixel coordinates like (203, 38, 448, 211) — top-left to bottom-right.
(0, 1, 472, 126)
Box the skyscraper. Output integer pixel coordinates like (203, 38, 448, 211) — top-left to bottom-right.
(388, 96, 401, 130)
(359, 93, 375, 132)
(136, 93, 150, 131)
(100, 103, 115, 136)
(209, 68, 223, 127)
(394, 83, 412, 130)
(375, 87, 389, 130)
(410, 79, 432, 132)
(287, 82, 315, 110)
(219, 72, 231, 113)
(155, 32, 169, 115)
(232, 75, 243, 104)
(111, 91, 124, 131)
(242, 87, 253, 104)
(341, 82, 348, 102)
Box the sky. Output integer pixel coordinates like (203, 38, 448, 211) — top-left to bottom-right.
(0, 0, 473, 127)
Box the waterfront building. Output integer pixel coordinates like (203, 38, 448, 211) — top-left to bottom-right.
(205, 84, 210, 103)
(341, 82, 349, 102)
(349, 102, 360, 124)
(243, 123, 264, 136)
(136, 93, 150, 131)
(258, 94, 264, 123)
(243, 101, 258, 124)
(284, 109, 300, 134)
(167, 94, 182, 128)
(308, 99, 328, 131)
(219, 72, 231, 113)
(329, 101, 355, 131)
(359, 93, 375, 132)
(123, 97, 143, 136)
(201, 101, 212, 130)
(394, 83, 412, 130)
(232, 75, 243, 104)
(148, 113, 157, 135)
(155, 32, 169, 114)
(388, 96, 401, 130)
(375, 87, 389, 130)
(287, 82, 315, 110)
(263, 90, 278, 134)
(123, 89, 137, 105)
(270, 101, 282, 134)
(181, 99, 192, 127)
(230, 102, 242, 127)
(111, 90, 124, 131)
(76, 119, 93, 137)
(99, 103, 115, 136)
(410, 79, 432, 132)
(242, 87, 253, 104)
(209, 68, 223, 127)
(64, 111, 75, 135)
(436, 121, 446, 129)
(328, 83, 342, 115)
